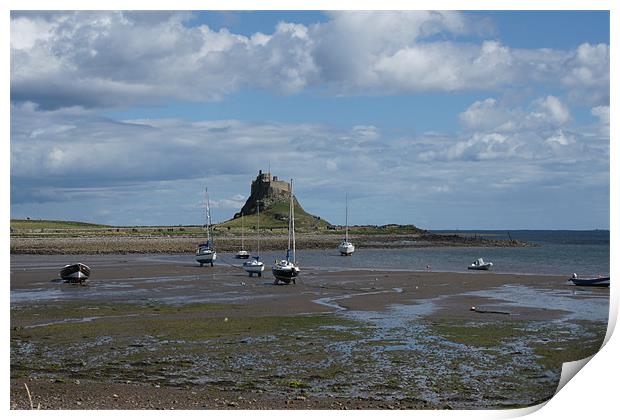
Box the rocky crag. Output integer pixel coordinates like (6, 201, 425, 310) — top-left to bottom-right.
(237, 171, 295, 216)
(229, 171, 329, 229)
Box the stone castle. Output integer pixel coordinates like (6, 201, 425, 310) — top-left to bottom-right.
(236, 170, 300, 217)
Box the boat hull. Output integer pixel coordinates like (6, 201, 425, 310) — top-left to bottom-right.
(272, 266, 299, 284)
(468, 264, 492, 271)
(570, 277, 610, 287)
(196, 251, 216, 266)
(235, 251, 250, 259)
(243, 261, 265, 276)
(59, 263, 91, 282)
(338, 243, 355, 255)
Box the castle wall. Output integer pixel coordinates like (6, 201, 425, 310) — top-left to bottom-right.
(238, 171, 292, 217)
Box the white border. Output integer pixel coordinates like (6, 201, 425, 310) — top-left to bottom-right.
(4, 2, 616, 419)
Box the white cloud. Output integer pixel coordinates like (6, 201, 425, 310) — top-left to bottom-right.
(531, 95, 571, 126)
(211, 195, 247, 210)
(10, 16, 54, 50)
(10, 103, 383, 194)
(460, 95, 571, 134)
(10, 11, 609, 109)
(425, 94, 604, 163)
(10, 102, 609, 227)
(545, 129, 575, 147)
(351, 125, 380, 140)
(459, 98, 514, 131)
(591, 105, 610, 138)
(561, 43, 609, 88)
(591, 105, 610, 125)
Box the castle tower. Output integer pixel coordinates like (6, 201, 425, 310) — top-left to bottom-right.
(237, 170, 296, 217)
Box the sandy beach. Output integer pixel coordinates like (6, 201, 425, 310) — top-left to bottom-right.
(10, 253, 608, 409)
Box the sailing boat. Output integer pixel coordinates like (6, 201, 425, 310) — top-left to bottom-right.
(243, 202, 265, 277)
(272, 179, 300, 284)
(195, 187, 217, 267)
(235, 213, 250, 259)
(338, 193, 355, 256)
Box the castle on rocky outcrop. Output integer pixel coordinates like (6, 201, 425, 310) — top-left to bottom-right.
(236, 170, 300, 217)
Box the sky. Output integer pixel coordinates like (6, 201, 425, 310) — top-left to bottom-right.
(9, 10, 611, 229)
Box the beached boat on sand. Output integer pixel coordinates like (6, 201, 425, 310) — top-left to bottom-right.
(235, 250, 250, 259)
(243, 202, 265, 277)
(468, 258, 493, 270)
(272, 179, 300, 284)
(570, 273, 609, 287)
(196, 187, 217, 267)
(338, 192, 355, 256)
(235, 214, 250, 259)
(59, 263, 91, 283)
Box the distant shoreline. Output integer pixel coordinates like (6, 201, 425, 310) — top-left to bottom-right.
(10, 232, 529, 255)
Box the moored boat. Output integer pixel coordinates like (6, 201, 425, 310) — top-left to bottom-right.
(196, 187, 217, 267)
(272, 259, 300, 284)
(272, 179, 299, 284)
(243, 201, 265, 277)
(236, 250, 250, 259)
(338, 192, 355, 256)
(196, 242, 216, 267)
(570, 273, 610, 287)
(468, 258, 493, 270)
(59, 263, 91, 283)
(244, 257, 265, 277)
(235, 214, 250, 259)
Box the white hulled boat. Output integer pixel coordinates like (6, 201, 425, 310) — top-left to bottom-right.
(272, 179, 300, 284)
(243, 202, 265, 277)
(468, 258, 492, 270)
(196, 187, 217, 267)
(59, 263, 91, 283)
(235, 213, 250, 259)
(338, 192, 355, 256)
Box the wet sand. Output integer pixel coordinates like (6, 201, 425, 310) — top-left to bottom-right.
(10, 254, 608, 410)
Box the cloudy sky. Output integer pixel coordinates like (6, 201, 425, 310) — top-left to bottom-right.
(9, 10, 610, 229)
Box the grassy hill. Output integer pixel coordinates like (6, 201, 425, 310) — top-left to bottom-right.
(10, 219, 109, 230)
(219, 201, 330, 231)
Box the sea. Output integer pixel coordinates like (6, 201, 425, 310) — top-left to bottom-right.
(242, 230, 610, 277)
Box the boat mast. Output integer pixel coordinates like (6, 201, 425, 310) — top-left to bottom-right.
(291, 179, 296, 264)
(345, 192, 349, 243)
(206, 187, 213, 246)
(257, 202, 260, 258)
(287, 181, 292, 261)
(241, 213, 244, 249)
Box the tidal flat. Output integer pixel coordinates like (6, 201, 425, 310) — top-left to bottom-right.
(10, 255, 608, 409)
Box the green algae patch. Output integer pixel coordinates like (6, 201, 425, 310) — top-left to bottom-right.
(287, 379, 310, 389)
(532, 321, 606, 370)
(11, 299, 366, 386)
(429, 321, 523, 348)
(12, 302, 236, 319)
(13, 310, 360, 343)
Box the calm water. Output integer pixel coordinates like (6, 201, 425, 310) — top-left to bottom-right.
(217, 230, 609, 277)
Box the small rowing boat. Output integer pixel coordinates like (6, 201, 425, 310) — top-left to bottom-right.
(570, 273, 609, 287)
(59, 263, 91, 283)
